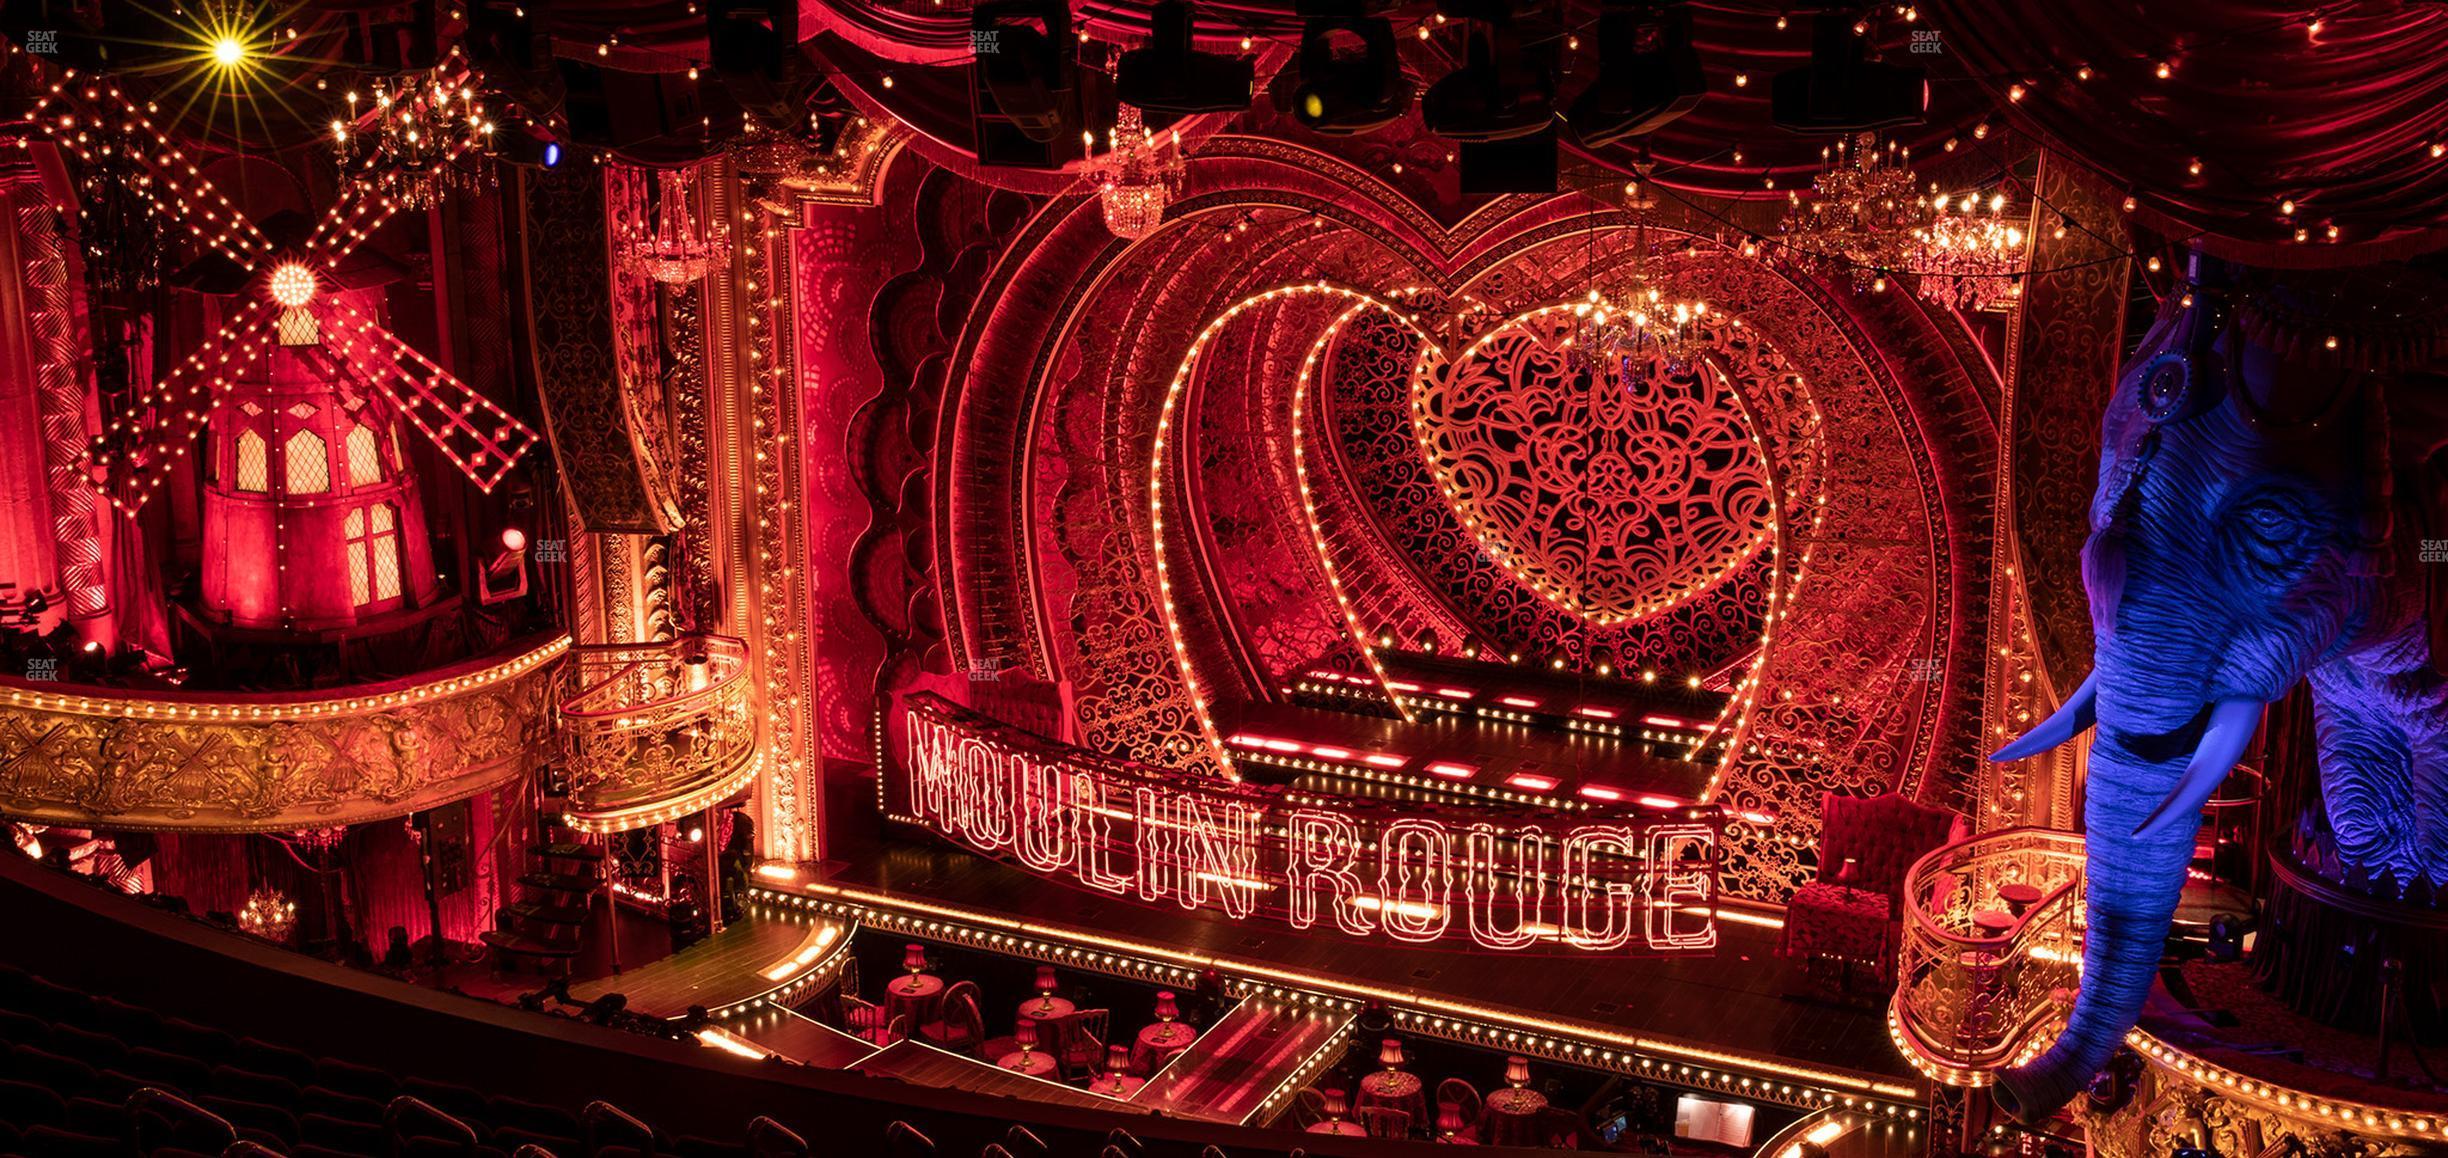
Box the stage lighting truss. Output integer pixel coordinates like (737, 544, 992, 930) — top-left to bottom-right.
(1779, 132, 1920, 291)
(331, 47, 500, 210)
(1088, 104, 1185, 240)
(1908, 189, 2029, 312)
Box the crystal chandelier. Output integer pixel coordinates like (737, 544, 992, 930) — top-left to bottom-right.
(1090, 105, 1185, 240)
(1780, 132, 1921, 291)
(1910, 189, 2029, 312)
(1570, 282, 1710, 366)
(1572, 193, 1709, 366)
(332, 49, 497, 209)
(618, 167, 729, 285)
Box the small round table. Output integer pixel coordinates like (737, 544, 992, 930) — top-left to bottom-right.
(1133, 1022, 1196, 1072)
(1089, 1073, 1146, 1098)
(996, 1050, 1061, 1078)
(884, 973, 944, 1029)
(1017, 995, 1077, 1057)
(1997, 882, 2044, 918)
(1480, 1087, 1548, 1148)
(1971, 909, 2017, 938)
(1357, 1070, 1426, 1125)
(1305, 1121, 1368, 1137)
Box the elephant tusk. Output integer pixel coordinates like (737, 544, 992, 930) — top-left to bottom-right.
(2132, 698, 2265, 839)
(1989, 672, 2100, 762)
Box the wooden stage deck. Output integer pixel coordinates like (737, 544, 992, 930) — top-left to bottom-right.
(812, 833, 1914, 1091)
(1132, 998, 1352, 1124)
(571, 904, 847, 1019)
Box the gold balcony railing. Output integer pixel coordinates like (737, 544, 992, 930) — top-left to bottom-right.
(0, 635, 568, 832)
(1887, 827, 2086, 1087)
(558, 635, 757, 834)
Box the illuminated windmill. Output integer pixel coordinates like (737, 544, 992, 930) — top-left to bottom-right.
(33, 71, 541, 519)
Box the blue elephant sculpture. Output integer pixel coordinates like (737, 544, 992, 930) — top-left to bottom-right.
(1987, 254, 2448, 1122)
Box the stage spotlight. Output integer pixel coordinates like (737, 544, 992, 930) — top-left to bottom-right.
(1118, 0, 1255, 115)
(1565, 3, 1703, 148)
(1289, 17, 1411, 135)
(210, 36, 247, 68)
(1421, 22, 1553, 141)
(496, 127, 564, 170)
(1769, 9, 1927, 132)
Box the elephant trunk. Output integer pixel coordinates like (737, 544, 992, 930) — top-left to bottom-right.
(1993, 696, 2263, 1123)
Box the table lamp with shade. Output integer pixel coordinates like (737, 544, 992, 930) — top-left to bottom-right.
(900, 943, 928, 994)
(1009, 1018, 1039, 1068)
(1153, 990, 1180, 1024)
(1377, 1037, 1406, 1092)
(1437, 1100, 1468, 1140)
(1034, 964, 1060, 1014)
(1322, 1087, 1349, 1122)
(1105, 1043, 1133, 1077)
(1505, 1055, 1531, 1089)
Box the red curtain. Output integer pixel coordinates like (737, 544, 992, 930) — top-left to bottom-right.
(1929, 0, 2448, 265)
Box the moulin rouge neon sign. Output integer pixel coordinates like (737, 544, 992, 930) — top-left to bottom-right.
(890, 694, 1722, 954)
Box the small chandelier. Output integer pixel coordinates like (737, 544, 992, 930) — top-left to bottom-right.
(1570, 281, 1710, 366)
(332, 49, 497, 209)
(1090, 105, 1184, 240)
(1572, 196, 1709, 366)
(1780, 132, 1920, 291)
(1910, 189, 2029, 312)
(618, 167, 729, 285)
(237, 887, 297, 944)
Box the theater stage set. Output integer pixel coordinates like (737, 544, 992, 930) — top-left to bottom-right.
(1, 3, 2445, 1157)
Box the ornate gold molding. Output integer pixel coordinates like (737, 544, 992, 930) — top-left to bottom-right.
(2083, 1031, 2442, 1157)
(558, 635, 758, 834)
(0, 636, 568, 833)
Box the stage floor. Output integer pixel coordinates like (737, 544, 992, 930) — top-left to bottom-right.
(815, 829, 1913, 1089)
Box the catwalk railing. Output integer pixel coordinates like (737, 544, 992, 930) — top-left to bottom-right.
(558, 634, 757, 833)
(1886, 827, 2084, 1087)
(0, 635, 567, 832)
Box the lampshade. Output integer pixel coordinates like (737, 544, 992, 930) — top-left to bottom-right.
(1378, 1037, 1404, 1069)
(901, 943, 927, 973)
(1322, 1087, 1349, 1117)
(1506, 1054, 1531, 1087)
(1437, 1100, 1467, 1135)
(1153, 991, 1180, 1022)
(1035, 964, 1058, 993)
(1015, 1019, 1039, 1049)
(1105, 1043, 1132, 1073)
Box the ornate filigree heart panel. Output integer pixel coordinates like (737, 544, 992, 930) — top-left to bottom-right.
(1407, 306, 1776, 625)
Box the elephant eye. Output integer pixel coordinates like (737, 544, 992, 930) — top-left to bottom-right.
(2220, 491, 2319, 576)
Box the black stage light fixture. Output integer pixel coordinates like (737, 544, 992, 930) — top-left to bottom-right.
(1117, 0, 1255, 115)
(495, 126, 564, 170)
(1565, 2, 1702, 148)
(972, 0, 1090, 166)
(1288, 16, 1412, 135)
(1459, 127, 1557, 193)
(1769, 8, 1927, 132)
(1421, 21, 1554, 141)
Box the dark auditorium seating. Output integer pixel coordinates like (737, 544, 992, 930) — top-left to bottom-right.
(0, 959, 1301, 1158)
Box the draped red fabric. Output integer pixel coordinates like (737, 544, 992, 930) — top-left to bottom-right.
(1928, 0, 2448, 265)
(802, 0, 1989, 196)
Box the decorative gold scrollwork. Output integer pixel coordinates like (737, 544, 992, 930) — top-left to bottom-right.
(558, 634, 758, 833)
(0, 636, 567, 832)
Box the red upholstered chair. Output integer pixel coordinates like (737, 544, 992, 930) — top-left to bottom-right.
(1780, 791, 1963, 997)
(1356, 1106, 1411, 1140)
(918, 991, 984, 1055)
